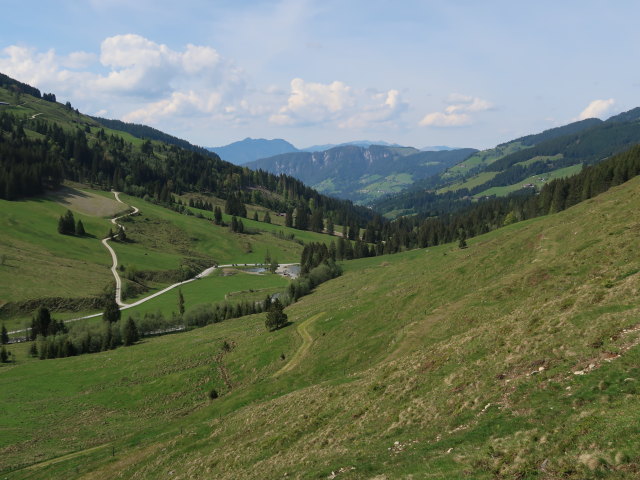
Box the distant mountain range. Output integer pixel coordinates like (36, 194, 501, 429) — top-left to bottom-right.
(374, 107, 640, 216)
(244, 145, 477, 204)
(208, 137, 462, 165)
(301, 140, 406, 152)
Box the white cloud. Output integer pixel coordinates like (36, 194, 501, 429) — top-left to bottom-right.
(578, 98, 615, 120)
(0, 35, 246, 122)
(420, 93, 493, 127)
(419, 111, 472, 127)
(270, 78, 407, 128)
(0, 36, 407, 135)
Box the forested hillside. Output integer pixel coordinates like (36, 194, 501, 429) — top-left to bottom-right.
(0, 79, 372, 229)
(245, 145, 476, 203)
(375, 110, 640, 217)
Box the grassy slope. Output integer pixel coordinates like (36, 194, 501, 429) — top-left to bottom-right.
(475, 163, 583, 198)
(440, 141, 526, 182)
(0, 192, 114, 303)
(0, 185, 338, 333)
(4, 177, 640, 478)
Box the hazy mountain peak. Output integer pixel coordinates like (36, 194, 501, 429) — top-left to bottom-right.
(208, 138, 299, 165)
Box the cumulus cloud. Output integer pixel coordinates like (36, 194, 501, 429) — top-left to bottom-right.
(270, 78, 406, 128)
(420, 93, 493, 127)
(419, 111, 472, 127)
(0, 35, 246, 122)
(0, 36, 407, 134)
(577, 98, 615, 120)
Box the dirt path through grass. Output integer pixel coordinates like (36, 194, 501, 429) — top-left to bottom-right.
(103, 191, 140, 307)
(20, 442, 111, 472)
(274, 312, 324, 377)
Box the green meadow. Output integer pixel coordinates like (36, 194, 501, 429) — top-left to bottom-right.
(3, 176, 640, 478)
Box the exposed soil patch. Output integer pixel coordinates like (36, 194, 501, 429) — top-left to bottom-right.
(49, 186, 123, 217)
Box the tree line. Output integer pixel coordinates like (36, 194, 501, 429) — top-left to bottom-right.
(0, 106, 373, 230)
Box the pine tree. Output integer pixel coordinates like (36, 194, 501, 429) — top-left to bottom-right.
(0, 346, 8, 363)
(326, 217, 335, 236)
(57, 210, 75, 235)
(263, 211, 271, 224)
(103, 296, 121, 323)
(123, 317, 139, 346)
(458, 228, 468, 249)
(265, 298, 287, 331)
(214, 206, 223, 225)
(269, 258, 279, 274)
(75, 219, 85, 236)
(178, 289, 185, 315)
(30, 307, 52, 340)
(0, 324, 8, 344)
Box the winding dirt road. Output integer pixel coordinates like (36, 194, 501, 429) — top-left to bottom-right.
(104, 191, 139, 307)
(273, 312, 324, 377)
(8, 193, 298, 335)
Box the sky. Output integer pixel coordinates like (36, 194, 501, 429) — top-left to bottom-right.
(1, 0, 638, 150)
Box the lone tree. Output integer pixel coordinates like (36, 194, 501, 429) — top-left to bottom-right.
(103, 296, 121, 323)
(265, 298, 287, 331)
(0, 346, 8, 363)
(263, 211, 271, 224)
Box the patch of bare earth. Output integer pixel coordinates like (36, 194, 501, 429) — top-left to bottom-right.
(49, 186, 123, 217)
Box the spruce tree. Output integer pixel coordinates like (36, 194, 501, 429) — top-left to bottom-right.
(265, 298, 287, 331)
(103, 296, 121, 323)
(75, 219, 85, 236)
(31, 307, 52, 339)
(178, 289, 185, 315)
(458, 228, 468, 249)
(214, 206, 223, 225)
(0, 324, 8, 344)
(123, 317, 139, 346)
(0, 346, 8, 363)
(263, 211, 271, 224)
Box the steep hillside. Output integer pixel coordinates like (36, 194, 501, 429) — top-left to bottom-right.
(4, 174, 640, 479)
(246, 145, 476, 203)
(207, 137, 299, 165)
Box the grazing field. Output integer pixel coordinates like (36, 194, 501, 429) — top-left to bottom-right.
(475, 163, 583, 197)
(121, 269, 289, 318)
(0, 192, 114, 304)
(3, 176, 640, 478)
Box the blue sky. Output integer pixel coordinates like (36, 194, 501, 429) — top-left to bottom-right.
(1, 0, 637, 149)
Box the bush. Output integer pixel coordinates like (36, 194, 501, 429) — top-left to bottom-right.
(184, 303, 216, 327)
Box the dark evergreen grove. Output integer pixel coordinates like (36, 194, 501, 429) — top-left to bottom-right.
(57, 210, 76, 235)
